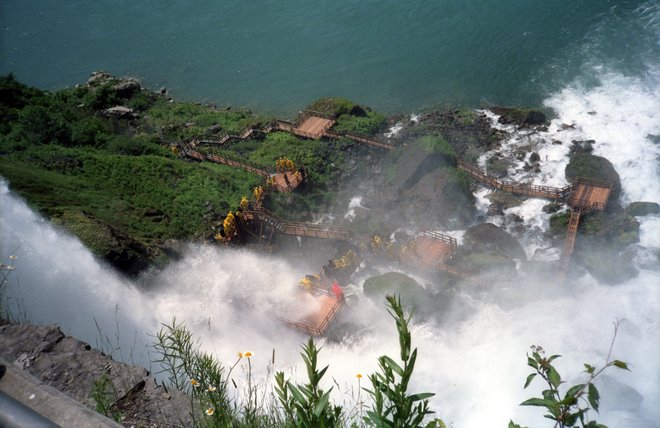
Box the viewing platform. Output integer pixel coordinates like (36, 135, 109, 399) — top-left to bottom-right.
(280, 288, 343, 336)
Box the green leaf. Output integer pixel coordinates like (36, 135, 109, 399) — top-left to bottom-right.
(520, 398, 554, 407)
(508, 421, 525, 428)
(584, 363, 595, 374)
(548, 365, 562, 388)
(612, 360, 630, 371)
(409, 392, 435, 401)
(287, 383, 306, 406)
(565, 383, 585, 398)
(524, 373, 537, 389)
(314, 391, 331, 417)
(588, 383, 600, 411)
(547, 354, 561, 363)
(381, 356, 404, 377)
(527, 357, 538, 369)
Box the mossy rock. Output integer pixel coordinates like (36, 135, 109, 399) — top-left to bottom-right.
(565, 153, 621, 200)
(485, 191, 524, 210)
(463, 223, 526, 260)
(574, 246, 638, 285)
(490, 107, 547, 126)
(486, 157, 511, 178)
(305, 97, 356, 117)
(450, 248, 516, 275)
(363, 272, 425, 308)
(51, 209, 152, 276)
(579, 211, 640, 250)
(625, 201, 660, 217)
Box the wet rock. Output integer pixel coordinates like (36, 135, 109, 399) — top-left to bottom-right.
(570, 139, 595, 154)
(625, 201, 660, 217)
(565, 153, 621, 200)
(542, 202, 562, 214)
(490, 107, 547, 127)
(529, 152, 540, 163)
(462, 223, 526, 260)
(363, 272, 425, 309)
(486, 157, 511, 178)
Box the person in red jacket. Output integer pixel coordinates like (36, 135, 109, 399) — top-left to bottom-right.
(331, 281, 344, 302)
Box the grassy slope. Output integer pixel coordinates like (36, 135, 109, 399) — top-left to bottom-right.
(0, 74, 370, 270)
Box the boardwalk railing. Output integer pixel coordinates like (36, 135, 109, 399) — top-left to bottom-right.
(323, 130, 394, 150)
(559, 207, 582, 273)
(180, 144, 271, 178)
(457, 159, 571, 199)
(279, 294, 343, 336)
(420, 231, 457, 247)
(245, 208, 352, 241)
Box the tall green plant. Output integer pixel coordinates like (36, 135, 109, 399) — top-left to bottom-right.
(363, 295, 436, 427)
(509, 320, 629, 428)
(275, 338, 342, 427)
(153, 318, 235, 426)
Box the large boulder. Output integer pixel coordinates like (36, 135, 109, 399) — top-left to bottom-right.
(463, 223, 526, 260)
(625, 201, 660, 217)
(490, 107, 547, 127)
(565, 153, 621, 200)
(363, 272, 425, 308)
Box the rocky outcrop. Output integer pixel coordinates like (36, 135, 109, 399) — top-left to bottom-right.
(489, 107, 547, 127)
(102, 106, 137, 120)
(565, 153, 621, 200)
(51, 210, 153, 277)
(463, 223, 526, 260)
(0, 322, 193, 427)
(625, 201, 660, 217)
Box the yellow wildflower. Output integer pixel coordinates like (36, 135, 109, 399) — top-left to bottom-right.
(356, 373, 363, 379)
(242, 351, 253, 358)
(190, 379, 199, 387)
(205, 408, 215, 416)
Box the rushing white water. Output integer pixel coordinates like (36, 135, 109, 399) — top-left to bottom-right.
(1, 71, 659, 427)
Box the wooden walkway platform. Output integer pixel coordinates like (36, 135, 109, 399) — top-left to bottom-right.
(568, 178, 612, 210)
(280, 290, 343, 336)
(294, 116, 336, 139)
(179, 144, 305, 192)
(457, 160, 571, 199)
(244, 208, 353, 242)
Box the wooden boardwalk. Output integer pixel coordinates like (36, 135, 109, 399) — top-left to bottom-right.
(179, 143, 304, 192)
(568, 178, 612, 210)
(244, 208, 353, 242)
(559, 207, 582, 274)
(280, 290, 343, 337)
(457, 160, 571, 199)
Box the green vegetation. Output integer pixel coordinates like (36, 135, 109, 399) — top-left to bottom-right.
(91, 374, 124, 423)
(510, 321, 629, 428)
(275, 339, 343, 427)
(0, 74, 368, 271)
(363, 295, 435, 427)
(151, 296, 442, 427)
(306, 97, 387, 136)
